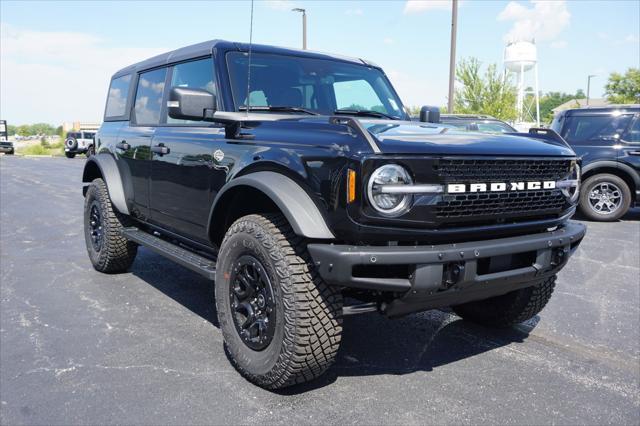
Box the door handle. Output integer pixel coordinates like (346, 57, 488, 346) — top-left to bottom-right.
(151, 144, 170, 156)
(116, 141, 130, 150)
(628, 150, 640, 156)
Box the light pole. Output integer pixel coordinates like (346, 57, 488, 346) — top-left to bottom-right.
(447, 0, 458, 113)
(586, 74, 596, 106)
(292, 8, 307, 50)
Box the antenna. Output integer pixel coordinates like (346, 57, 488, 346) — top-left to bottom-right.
(245, 0, 255, 116)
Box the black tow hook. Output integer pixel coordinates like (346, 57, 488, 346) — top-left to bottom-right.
(443, 262, 465, 288)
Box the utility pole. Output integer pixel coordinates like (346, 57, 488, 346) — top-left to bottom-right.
(447, 0, 458, 113)
(292, 8, 307, 50)
(586, 74, 596, 106)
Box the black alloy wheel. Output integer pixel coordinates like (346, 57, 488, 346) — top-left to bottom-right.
(88, 202, 104, 252)
(229, 255, 277, 350)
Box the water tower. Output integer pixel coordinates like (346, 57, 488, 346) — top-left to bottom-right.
(504, 40, 540, 128)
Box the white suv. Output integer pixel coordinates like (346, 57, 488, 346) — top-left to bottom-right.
(64, 131, 96, 158)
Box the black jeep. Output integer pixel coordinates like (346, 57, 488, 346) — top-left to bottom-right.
(83, 40, 586, 389)
(551, 105, 640, 221)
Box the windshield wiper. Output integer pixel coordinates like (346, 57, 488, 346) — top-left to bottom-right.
(238, 106, 319, 115)
(333, 109, 398, 120)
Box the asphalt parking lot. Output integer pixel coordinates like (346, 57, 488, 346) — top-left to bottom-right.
(1, 156, 639, 425)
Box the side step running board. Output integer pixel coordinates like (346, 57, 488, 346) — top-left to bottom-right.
(121, 227, 217, 280)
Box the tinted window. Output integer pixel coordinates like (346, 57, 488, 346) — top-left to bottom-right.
(561, 114, 633, 143)
(624, 118, 640, 143)
(226, 52, 405, 119)
(168, 58, 215, 124)
(105, 74, 131, 118)
(334, 79, 387, 113)
(134, 68, 167, 125)
(476, 121, 515, 133)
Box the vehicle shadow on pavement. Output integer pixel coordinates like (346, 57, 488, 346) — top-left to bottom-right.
(278, 311, 533, 394)
(131, 249, 534, 394)
(131, 250, 220, 327)
(573, 206, 640, 222)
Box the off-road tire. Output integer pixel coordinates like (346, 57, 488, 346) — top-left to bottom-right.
(65, 152, 76, 159)
(86, 145, 95, 157)
(215, 213, 343, 390)
(84, 178, 138, 273)
(579, 174, 631, 221)
(452, 275, 556, 327)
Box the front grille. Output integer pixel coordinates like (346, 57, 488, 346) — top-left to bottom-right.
(435, 159, 571, 182)
(437, 190, 566, 219)
(434, 158, 571, 224)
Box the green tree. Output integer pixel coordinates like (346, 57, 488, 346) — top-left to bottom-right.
(538, 90, 584, 124)
(7, 125, 17, 136)
(453, 58, 517, 121)
(604, 68, 640, 104)
(17, 125, 31, 136)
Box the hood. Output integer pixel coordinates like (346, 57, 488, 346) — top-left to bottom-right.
(360, 120, 576, 157)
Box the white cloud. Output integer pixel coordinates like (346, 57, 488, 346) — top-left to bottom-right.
(498, 0, 570, 43)
(345, 8, 363, 16)
(404, 0, 452, 14)
(0, 23, 167, 124)
(550, 40, 567, 49)
(383, 37, 394, 45)
(624, 34, 639, 44)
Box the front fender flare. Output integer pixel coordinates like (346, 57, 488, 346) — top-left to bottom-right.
(82, 154, 130, 215)
(582, 160, 639, 188)
(210, 171, 335, 240)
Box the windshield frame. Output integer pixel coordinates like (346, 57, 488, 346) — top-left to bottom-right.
(224, 51, 409, 120)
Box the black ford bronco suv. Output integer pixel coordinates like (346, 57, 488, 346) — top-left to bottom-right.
(83, 40, 586, 389)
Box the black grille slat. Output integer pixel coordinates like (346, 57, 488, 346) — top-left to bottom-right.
(433, 159, 571, 224)
(436, 190, 566, 218)
(435, 159, 571, 182)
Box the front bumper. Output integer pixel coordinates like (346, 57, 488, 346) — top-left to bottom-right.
(308, 221, 586, 317)
(0, 145, 14, 153)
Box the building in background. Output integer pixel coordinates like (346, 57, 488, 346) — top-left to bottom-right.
(62, 122, 101, 133)
(551, 98, 610, 114)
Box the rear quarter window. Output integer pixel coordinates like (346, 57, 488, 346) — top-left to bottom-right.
(105, 74, 132, 120)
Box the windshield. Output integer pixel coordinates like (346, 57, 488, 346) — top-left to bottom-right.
(226, 52, 406, 119)
(440, 120, 515, 133)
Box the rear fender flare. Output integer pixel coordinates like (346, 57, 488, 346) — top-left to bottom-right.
(82, 154, 130, 215)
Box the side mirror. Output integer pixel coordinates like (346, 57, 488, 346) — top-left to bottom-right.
(419, 106, 441, 123)
(168, 87, 216, 121)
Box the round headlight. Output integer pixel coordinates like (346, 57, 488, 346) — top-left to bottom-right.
(367, 164, 413, 216)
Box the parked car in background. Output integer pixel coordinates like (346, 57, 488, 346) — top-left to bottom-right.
(551, 105, 640, 221)
(439, 114, 517, 133)
(64, 131, 96, 158)
(0, 141, 14, 155)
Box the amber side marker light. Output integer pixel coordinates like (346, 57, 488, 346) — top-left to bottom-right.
(347, 169, 357, 203)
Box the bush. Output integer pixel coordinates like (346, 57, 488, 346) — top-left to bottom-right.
(17, 141, 65, 156)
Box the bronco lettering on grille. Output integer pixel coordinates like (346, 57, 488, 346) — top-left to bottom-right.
(447, 181, 556, 193)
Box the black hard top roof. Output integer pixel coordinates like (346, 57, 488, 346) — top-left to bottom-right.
(112, 39, 375, 78)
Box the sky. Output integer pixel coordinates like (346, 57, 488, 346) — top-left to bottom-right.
(1, 0, 639, 125)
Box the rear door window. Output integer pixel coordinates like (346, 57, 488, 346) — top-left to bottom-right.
(134, 68, 168, 125)
(561, 114, 633, 143)
(105, 74, 132, 119)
